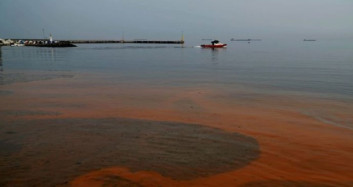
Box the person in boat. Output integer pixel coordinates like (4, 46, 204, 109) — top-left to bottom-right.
(211, 40, 219, 45)
(201, 40, 226, 48)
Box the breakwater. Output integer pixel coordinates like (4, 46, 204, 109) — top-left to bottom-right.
(67, 40, 184, 44)
(10, 39, 184, 44)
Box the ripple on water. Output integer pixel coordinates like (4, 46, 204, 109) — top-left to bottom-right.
(0, 73, 73, 85)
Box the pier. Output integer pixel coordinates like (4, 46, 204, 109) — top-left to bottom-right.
(9, 39, 184, 45)
(67, 40, 184, 44)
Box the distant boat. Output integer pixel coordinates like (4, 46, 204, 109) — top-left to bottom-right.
(230, 38, 261, 41)
(303, 39, 316, 41)
(201, 40, 227, 48)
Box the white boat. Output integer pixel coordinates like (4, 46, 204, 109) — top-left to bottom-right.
(11, 43, 24, 47)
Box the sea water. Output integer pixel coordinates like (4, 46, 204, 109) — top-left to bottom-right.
(1, 40, 352, 99)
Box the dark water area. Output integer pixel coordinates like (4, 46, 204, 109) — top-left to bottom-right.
(0, 118, 259, 185)
(1, 40, 352, 99)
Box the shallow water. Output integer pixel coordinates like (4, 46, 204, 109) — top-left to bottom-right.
(1, 41, 353, 186)
(0, 118, 259, 186)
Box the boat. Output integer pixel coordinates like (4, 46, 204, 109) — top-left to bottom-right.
(201, 40, 227, 48)
(10, 40, 25, 47)
(11, 43, 24, 47)
(230, 38, 261, 41)
(303, 39, 316, 41)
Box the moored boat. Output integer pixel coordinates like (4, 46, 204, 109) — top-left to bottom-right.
(11, 43, 25, 47)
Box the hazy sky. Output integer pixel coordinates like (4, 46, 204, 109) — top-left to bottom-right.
(1, 0, 352, 42)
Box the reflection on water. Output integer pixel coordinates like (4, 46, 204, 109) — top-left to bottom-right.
(211, 48, 221, 62)
(30, 47, 58, 63)
(201, 48, 223, 63)
(0, 47, 2, 72)
(0, 47, 58, 70)
(0, 47, 76, 85)
(2, 46, 69, 71)
(49, 48, 55, 62)
(0, 48, 3, 85)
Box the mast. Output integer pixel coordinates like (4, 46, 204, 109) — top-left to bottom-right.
(42, 28, 45, 39)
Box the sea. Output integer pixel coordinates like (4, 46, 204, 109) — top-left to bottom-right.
(1, 40, 352, 99)
(1, 39, 353, 186)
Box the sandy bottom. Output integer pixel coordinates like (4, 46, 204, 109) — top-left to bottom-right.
(1, 71, 353, 186)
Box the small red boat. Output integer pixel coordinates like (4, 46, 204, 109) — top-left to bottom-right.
(201, 44, 227, 48)
(201, 40, 227, 48)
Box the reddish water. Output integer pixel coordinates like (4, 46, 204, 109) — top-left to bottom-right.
(1, 44, 353, 186)
(0, 71, 352, 186)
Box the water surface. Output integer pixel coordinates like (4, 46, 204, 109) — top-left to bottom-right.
(1, 40, 352, 98)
